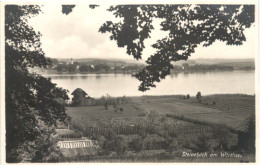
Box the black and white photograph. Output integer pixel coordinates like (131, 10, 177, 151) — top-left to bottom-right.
(0, 0, 258, 163)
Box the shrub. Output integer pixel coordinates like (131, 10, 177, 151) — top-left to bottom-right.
(129, 136, 144, 152)
(120, 107, 124, 112)
(211, 124, 230, 151)
(104, 102, 108, 110)
(96, 135, 106, 148)
(196, 91, 202, 103)
(192, 132, 211, 152)
(147, 111, 159, 124)
(186, 94, 190, 99)
(182, 139, 192, 149)
(166, 138, 181, 152)
(143, 134, 166, 150)
(159, 116, 166, 122)
(103, 135, 128, 155)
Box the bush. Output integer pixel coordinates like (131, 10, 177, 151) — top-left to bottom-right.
(159, 116, 166, 122)
(104, 102, 108, 110)
(196, 91, 202, 103)
(186, 94, 190, 99)
(211, 124, 230, 151)
(96, 135, 106, 148)
(166, 138, 181, 152)
(103, 135, 128, 155)
(129, 136, 144, 152)
(192, 132, 211, 152)
(213, 101, 216, 106)
(147, 111, 159, 124)
(143, 134, 166, 150)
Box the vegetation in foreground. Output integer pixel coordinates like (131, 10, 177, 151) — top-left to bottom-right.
(59, 94, 255, 162)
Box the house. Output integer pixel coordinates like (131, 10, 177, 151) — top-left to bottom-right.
(71, 88, 95, 106)
(53, 129, 100, 161)
(57, 138, 99, 161)
(91, 64, 95, 69)
(234, 113, 255, 152)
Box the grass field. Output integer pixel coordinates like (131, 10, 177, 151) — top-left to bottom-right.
(62, 94, 255, 162)
(66, 94, 254, 130)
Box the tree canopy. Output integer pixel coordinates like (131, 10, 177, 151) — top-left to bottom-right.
(99, 5, 255, 91)
(5, 5, 69, 162)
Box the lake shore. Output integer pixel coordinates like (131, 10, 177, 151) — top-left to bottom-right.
(39, 68, 254, 75)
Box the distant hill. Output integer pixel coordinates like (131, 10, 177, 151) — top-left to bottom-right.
(55, 58, 145, 66)
(52, 57, 254, 68)
(194, 58, 254, 65)
(172, 58, 254, 67)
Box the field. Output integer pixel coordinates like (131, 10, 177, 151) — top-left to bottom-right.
(63, 94, 255, 162)
(66, 94, 254, 130)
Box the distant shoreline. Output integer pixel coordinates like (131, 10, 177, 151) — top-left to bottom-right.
(39, 68, 254, 76)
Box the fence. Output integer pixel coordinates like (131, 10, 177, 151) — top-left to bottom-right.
(83, 125, 211, 137)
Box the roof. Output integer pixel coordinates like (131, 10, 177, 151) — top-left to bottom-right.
(234, 113, 255, 133)
(86, 96, 94, 100)
(58, 139, 99, 157)
(71, 88, 87, 96)
(55, 129, 75, 135)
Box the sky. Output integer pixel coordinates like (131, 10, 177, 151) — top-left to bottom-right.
(29, 4, 256, 62)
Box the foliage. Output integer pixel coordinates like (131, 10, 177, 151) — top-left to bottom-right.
(104, 102, 108, 110)
(5, 5, 69, 162)
(95, 63, 110, 71)
(56, 64, 67, 72)
(192, 132, 211, 152)
(62, 5, 76, 15)
(67, 64, 77, 72)
(196, 91, 202, 102)
(99, 5, 255, 91)
(129, 136, 144, 152)
(96, 135, 107, 148)
(186, 94, 190, 99)
(103, 135, 128, 154)
(147, 110, 160, 125)
(166, 138, 181, 152)
(211, 124, 230, 151)
(79, 64, 91, 72)
(89, 5, 99, 9)
(31, 125, 62, 162)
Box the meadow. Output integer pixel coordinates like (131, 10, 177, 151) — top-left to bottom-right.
(63, 94, 255, 162)
(67, 94, 254, 130)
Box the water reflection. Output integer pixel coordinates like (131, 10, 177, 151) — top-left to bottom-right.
(170, 73, 179, 78)
(45, 70, 255, 98)
(95, 75, 101, 79)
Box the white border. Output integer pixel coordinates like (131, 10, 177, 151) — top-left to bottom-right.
(0, 0, 259, 165)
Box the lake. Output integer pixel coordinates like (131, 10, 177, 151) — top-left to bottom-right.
(44, 70, 255, 99)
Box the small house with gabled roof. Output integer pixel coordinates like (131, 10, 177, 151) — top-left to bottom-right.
(71, 88, 94, 106)
(234, 113, 255, 152)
